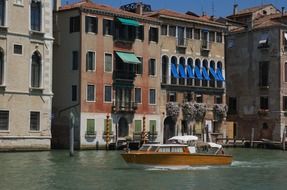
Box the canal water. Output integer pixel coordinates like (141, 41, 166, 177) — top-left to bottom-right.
(1, 148, 287, 190)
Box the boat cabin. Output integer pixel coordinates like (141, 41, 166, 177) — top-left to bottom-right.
(139, 144, 190, 153)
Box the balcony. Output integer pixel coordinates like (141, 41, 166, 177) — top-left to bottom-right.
(176, 37, 187, 47)
(113, 70, 136, 81)
(112, 101, 137, 113)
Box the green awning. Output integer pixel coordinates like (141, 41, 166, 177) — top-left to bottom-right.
(116, 52, 141, 64)
(117, 17, 140, 27)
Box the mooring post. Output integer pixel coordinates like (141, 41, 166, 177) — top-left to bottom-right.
(69, 111, 75, 157)
(251, 128, 255, 148)
(282, 127, 286, 151)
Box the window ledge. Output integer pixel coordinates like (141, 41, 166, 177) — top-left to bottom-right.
(29, 130, 40, 133)
(29, 87, 44, 93)
(13, 3, 24, 7)
(85, 132, 97, 138)
(0, 130, 10, 133)
(30, 30, 45, 39)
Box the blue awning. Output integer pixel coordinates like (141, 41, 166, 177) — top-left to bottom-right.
(178, 64, 187, 78)
(216, 69, 225, 81)
(202, 67, 210, 80)
(171, 64, 179, 78)
(187, 65, 194, 78)
(209, 67, 219, 80)
(194, 66, 203, 80)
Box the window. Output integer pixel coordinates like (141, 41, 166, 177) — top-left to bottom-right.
(149, 27, 158, 42)
(30, 111, 40, 131)
(86, 51, 95, 71)
(86, 119, 95, 135)
(31, 0, 41, 31)
(196, 94, 203, 103)
(0, 51, 3, 85)
(209, 31, 215, 42)
(149, 120, 156, 134)
(186, 27, 192, 39)
(260, 96, 269, 110)
(136, 25, 144, 40)
(168, 92, 177, 102)
(31, 51, 41, 88)
(72, 85, 77, 101)
(259, 61, 269, 87)
(135, 120, 142, 133)
(283, 32, 287, 50)
(149, 89, 156, 105)
(0, 110, 9, 130)
(258, 32, 269, 48)
(148, 59, 156, 76)
(135, 57, 143, 74)
(194, 29, 200, 40)
(103, 19, 113, 35)
(115, 21, 136, 42)
(169, 25, 176, 37)
(87, 84, 95, 101)
(216, 32, 223, 43)
(283, 96, 287, 111)
(104, 53, 112, 72)
(70, 16, 80, 33)
(135, 88, 141, 104)
(228, 97, 237, 114)
(15, 0, 23, 5)
(161, 25, 167, 35)
(72, 51, 79, 70)
(14, 44, 22, 55)
(104, 85, 112, 102)
(215, 96, 223, 104)
(85, 16, 98, 33)
(0, 0, 5, 26)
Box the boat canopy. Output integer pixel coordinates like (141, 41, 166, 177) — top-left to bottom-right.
(168, 135, 198, 142)
(207, 142, 222, 149)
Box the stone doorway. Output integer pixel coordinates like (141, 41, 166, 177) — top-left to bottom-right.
(118, 117, 129, 138)
(163, 116, 176, 144)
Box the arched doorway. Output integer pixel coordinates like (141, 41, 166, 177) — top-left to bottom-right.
(163, 116, 176, 143)
(118, 117, 129, 138)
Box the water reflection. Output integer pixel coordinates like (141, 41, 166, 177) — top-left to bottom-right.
(0, 149, 287, 190)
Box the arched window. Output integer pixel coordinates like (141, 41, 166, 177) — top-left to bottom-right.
(195, 59, 201, 86)
(162, 55, 169, 84)
(0, 0, 5, 26)
(171, 56, 178, 85)
(31, 51, 41, 88)
(217, 61, 223, 88)
(202, 59, 209, 87)
(209, 60, 216, 88)
(179, 57, 185, 85)
(187, 58, 193, 86)
(31, 0, 41, 31)
(0, 50, 3, 85)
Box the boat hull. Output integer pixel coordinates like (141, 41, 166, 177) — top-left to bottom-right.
(121, 152, 232, 166)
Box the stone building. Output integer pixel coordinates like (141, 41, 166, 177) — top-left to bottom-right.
(0, 0, 53, 150)
(52, 1, 161, 149)
(225, 4, 287, 141)
(145, 10, 228, 142)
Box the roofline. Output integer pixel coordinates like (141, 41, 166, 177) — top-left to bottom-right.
(228, 24, 287, 35)
(159, 14, 226, 29)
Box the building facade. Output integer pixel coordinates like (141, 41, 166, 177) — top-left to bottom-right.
(146, 10, 228, 143)
(0, 0, 53, 150)
(52, 1, 162, 149)
(225, 4, 287, 141)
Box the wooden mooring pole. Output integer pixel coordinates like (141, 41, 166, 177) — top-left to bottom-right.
(282, 127, 286, 151)
(251, 128, 255, 148)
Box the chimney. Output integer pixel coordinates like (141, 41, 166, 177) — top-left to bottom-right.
(233, 4, 238, 15)
(136, 2, 143, 15)
(282, 7, 285, 16)
(54, 0, 61, 11)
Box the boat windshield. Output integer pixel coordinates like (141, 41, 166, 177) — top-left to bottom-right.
(158, 146, 184, 153)
(139, 146, 149, 151)
(149, 146, 158, 152)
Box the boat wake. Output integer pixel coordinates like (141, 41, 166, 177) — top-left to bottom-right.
(146, 165, 211, 171)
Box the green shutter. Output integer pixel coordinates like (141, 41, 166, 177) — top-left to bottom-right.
(104, 119, 112, 133)
(135, 120, 142, 133)
(87, 119, 95, 135)
(149, 120, 156, 133)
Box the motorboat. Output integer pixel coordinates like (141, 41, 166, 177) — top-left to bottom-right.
(121, 135, 233, 166)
